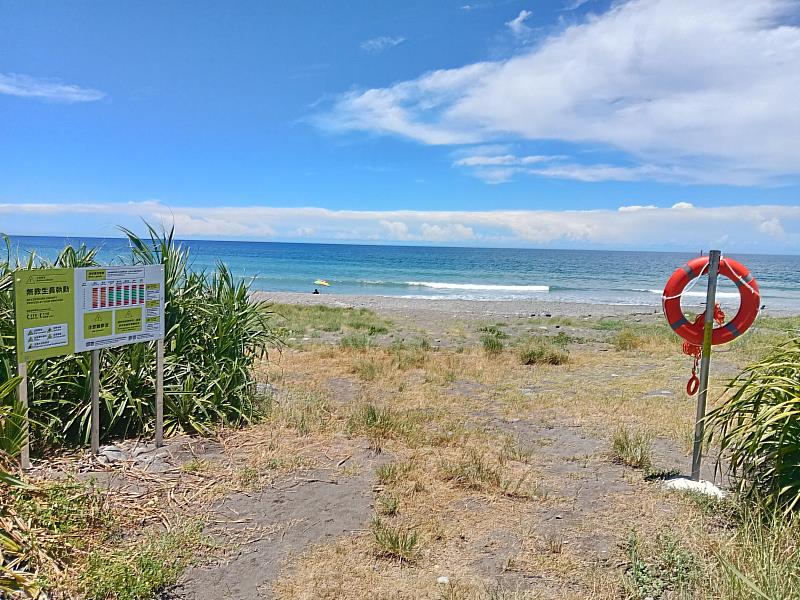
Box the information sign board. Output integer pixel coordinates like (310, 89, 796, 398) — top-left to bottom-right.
(73, 266, 165, 352)
(14, 265, 165, 361)
(13, 268, 76, 362)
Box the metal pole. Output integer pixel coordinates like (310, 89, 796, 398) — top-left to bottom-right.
(155, 338, 164, 447)
(91, 349, 100, 454)
(691, 249, 720, 481)
(17, 362, 29, 470)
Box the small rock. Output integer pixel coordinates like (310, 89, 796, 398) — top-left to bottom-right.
(437, 576, 450, 585)
(256, 382, 276, 396)
(539, 326, 548, 331)
(132, 445, 156, 457)
(99, 446, 127, 463)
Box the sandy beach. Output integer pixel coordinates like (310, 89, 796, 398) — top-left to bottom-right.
(256, 291, 664, 320)
(255, 290, 799, 326)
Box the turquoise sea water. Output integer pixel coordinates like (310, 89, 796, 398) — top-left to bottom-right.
(6, 236, 800, 311)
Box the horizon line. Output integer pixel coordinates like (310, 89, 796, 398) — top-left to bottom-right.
(4, 232, 798, 258)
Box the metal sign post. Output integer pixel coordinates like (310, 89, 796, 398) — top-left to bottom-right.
(691, 249, 720, 481)
(90, 349, 100, 455)
(17, 362, 29, 470)
(155, 338, 164, 447)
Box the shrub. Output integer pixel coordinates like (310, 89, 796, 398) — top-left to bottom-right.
(706, 336, 800, 512)
(517, 339, 569, 366)
(480, 334, 504, 355)
(0, 226, 279, 451)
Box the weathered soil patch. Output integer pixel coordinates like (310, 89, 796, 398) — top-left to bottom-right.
(172, 448, 385, 600)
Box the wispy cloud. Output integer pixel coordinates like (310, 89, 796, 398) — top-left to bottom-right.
(506, 9, 532, 36)
(450, 150, 768, 185)
(0, 73, 106, 103)
(561, 0, 592, 11)
(0, 201, 798, 251)
(360, 36, 406, 53)
(320, 0, 800, 186)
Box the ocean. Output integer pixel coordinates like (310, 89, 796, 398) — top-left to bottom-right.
(6, 236, 800, 311)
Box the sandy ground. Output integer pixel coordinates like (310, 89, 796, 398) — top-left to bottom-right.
(161, 296, 758, 600)
(47, 294, 790, 599)
(254, 291, 666, 321)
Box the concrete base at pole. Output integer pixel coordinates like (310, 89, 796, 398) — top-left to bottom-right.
(663, 476, 725, 499)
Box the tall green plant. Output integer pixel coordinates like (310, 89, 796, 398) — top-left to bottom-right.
(0, 226, 278, 452)
(120, 226, 277, 434)
(0, 452, 40, 598)
(707, 336, 800, 512)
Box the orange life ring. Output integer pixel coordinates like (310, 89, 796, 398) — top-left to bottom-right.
(662, 256, 760, 346)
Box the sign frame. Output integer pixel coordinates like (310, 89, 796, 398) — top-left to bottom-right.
(13, 264, 167, 468)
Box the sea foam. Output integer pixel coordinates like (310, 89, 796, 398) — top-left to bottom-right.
(405, 281, 549, 292)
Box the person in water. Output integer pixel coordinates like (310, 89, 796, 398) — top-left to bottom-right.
(313, 288, 320, 294)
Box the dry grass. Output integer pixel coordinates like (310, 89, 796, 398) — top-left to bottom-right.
(19, 310, 793, 599)
(260, 313, 796, 600)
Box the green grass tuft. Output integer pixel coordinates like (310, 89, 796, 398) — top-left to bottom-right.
(624, 530, 699, 599)
(81, 523, 203, 600)
(339, 333, 375, 350)
(370, 516, 419, 562)
(516, 339, 569, 365)
(610, 426, 653, 469)
(480, 334, 504, 355)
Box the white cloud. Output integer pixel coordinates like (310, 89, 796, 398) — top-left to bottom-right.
(618, 205, 657, 212)
(506, 9, 533, 36)
(758, 217, 785, 237)
(321, 0, 800, 185)
(360, 36, 406, 53)
(379, 220, 410, 239)
(419, 223, 475, 242)
(452, 150, 722, 184)
(454, 154, 554, 167)
(0, 73, 106, 103)
(0, 201, 798, 251)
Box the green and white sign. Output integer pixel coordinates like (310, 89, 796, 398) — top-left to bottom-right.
(14, 265, 165, 361)
(14, 269, 76, 362)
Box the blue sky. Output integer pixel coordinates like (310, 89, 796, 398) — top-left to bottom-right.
(1, 0, 799, 252)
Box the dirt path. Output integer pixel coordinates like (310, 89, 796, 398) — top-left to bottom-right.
(172, 448, 387, 600)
